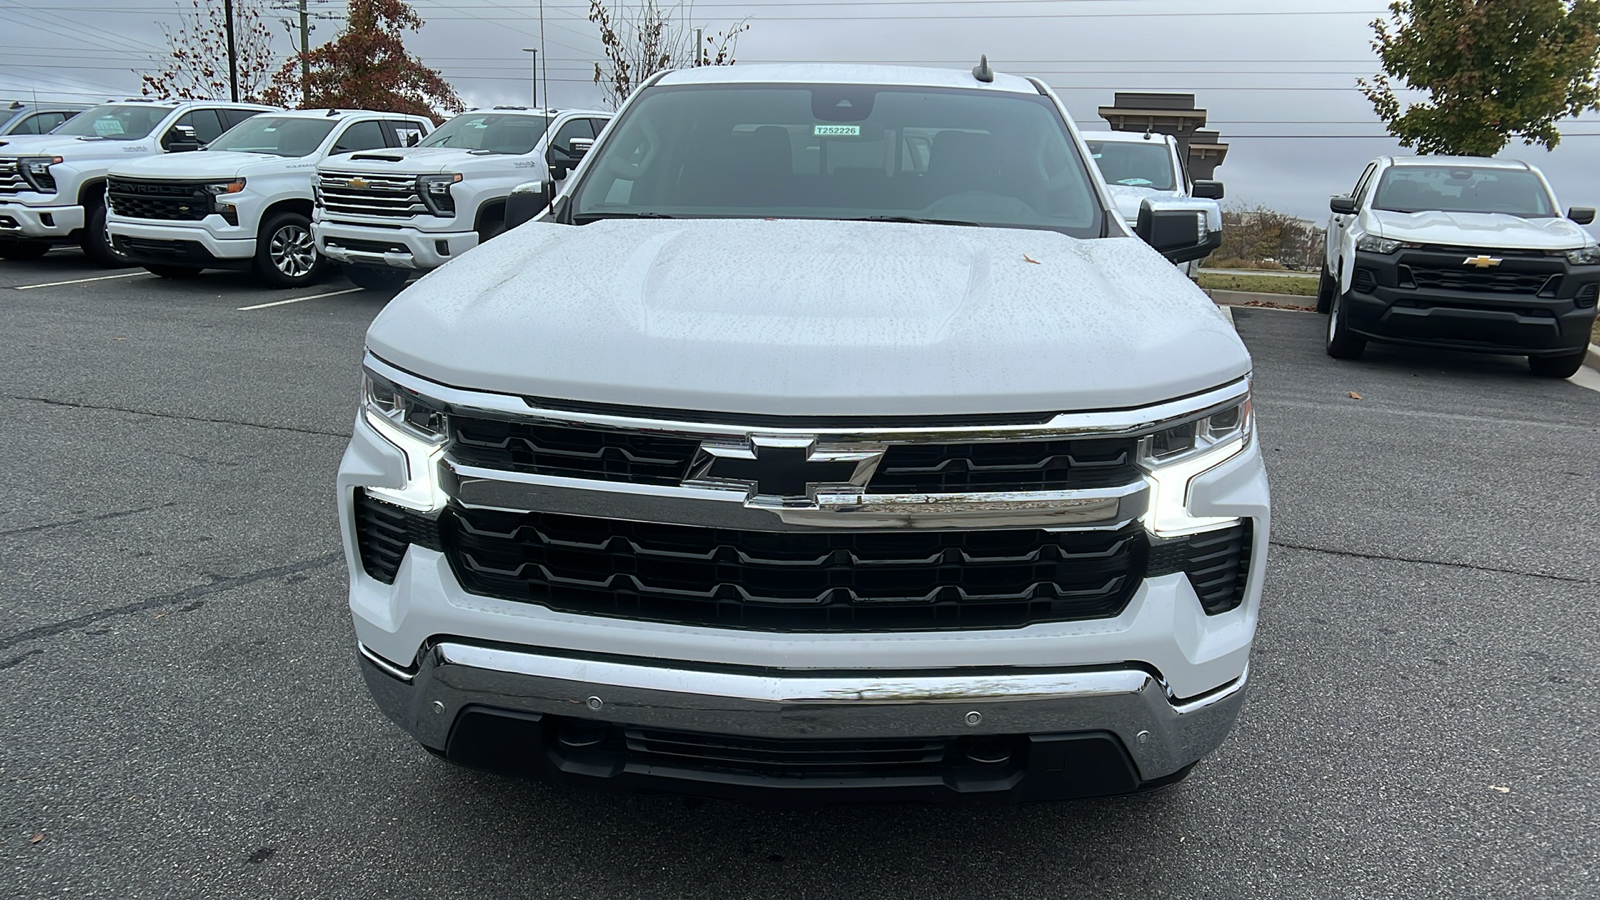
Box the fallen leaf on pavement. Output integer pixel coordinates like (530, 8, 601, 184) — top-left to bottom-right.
(1348, 391, 1363, 400)
(29, 833, 43, 844)
(1490, 785, 1511, 794)
(1022, 255, 1041, 265)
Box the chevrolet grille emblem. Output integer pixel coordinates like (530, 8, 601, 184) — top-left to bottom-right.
(1464, 255, 1502, 269)
(347, 177, 369, 189)
(687, 438, 882, 499)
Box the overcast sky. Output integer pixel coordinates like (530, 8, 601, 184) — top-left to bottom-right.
(6, 0, 1600, 228)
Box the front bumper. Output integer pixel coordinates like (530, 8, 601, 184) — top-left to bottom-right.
(359, 640, 1246, 802)
(0, 201, 84, 241)
(107, 217, 255, 267)
(1346, 248, 1599, 356)
(314, 217, 476, 270)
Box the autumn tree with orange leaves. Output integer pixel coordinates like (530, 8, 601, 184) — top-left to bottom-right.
(262, 0, 463, 121)
(141, 0, 278, 101)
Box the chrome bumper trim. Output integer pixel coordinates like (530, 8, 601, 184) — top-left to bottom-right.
(358, 641, 1247, 780)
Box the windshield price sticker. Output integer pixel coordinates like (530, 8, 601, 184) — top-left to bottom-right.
(814, 125, 860, 137)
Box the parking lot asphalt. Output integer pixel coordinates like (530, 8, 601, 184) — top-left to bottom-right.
(2, 251, 1597, 899)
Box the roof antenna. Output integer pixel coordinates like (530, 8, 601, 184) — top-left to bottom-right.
(972, 54, 994, 84)
(1143, 127, 1154, 140)
(327, 108, 339, 116)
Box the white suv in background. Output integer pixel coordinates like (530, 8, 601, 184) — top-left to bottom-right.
(107, 109, 432, 287)
(1082, 130, 1223, 275)
(0, 100, 276, 265)
(313, 107, 610, 290)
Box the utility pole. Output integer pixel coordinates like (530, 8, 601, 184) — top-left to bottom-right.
(223, 0, 239, 101)
(522, 48, 538, 107)
(298, 0, 310, 96)
(694, 27, 703, 66)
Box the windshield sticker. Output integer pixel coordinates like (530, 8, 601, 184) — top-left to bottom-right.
(814, 125, 860, 137)
(93, 118, 125, 136)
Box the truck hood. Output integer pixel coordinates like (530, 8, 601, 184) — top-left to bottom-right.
(1370, 209, 1593, 250)
(1104, 184, 1182, 223)
(0, 136, 158, 164)
(366, 218, 1248, 417)
(109, 150, 313, 180)
(0, 135, 62, 152)
(321, 146, 537, 176)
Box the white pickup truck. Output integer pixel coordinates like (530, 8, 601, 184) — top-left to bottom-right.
(340, 63, 1263, 804)
(0, 100, 275, 265)
(106, 109, 433, 287)
(312, 106, 611, 290)
(1082, 130, 1223, 275)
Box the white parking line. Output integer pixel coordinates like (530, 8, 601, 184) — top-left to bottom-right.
(237, 287, 365, 311)
(14, 271, 150, 290)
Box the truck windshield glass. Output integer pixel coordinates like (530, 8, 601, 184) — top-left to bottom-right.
(570, 84, 1105, 238)
(420, 113, 551, 153)
(205, 116, 336, 156)
(1373, 166, 1556, 217)
(1085, 139, 1176, 190)
(50, 104, 174, 140)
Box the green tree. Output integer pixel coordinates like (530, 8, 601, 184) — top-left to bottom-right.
(261, 0, 462, 121)
(1360, 0, 1600, 156)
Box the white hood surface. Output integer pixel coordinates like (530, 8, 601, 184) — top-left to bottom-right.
(321, 146, 515, 176)
(1370, 209, 1593, 251)
(366, 218, 1248, 417)
(109, 150, 310, 180)
(1, 136, 157, 163)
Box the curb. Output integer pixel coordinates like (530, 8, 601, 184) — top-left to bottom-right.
(1587, 343, 1600, 373)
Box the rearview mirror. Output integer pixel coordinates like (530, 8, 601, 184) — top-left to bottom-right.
(1136, 198, 1223, 264)
(1192, 180, 1224, 200)
(1568, 206, 1595, 225)
(504, 180, 549, 229)
(1330, 196, 1358, 215)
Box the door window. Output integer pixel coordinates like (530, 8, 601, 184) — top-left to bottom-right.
(220, 108, 265, 130)
(385, 120, 427, 148)
(331, 120, 386, 154)
(163, 108, 225, 149)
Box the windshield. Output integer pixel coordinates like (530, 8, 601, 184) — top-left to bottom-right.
(569, 84, 1105, 237)
(50, 104, 173, 140)
(419, 113, 551, 153)
(205, 116, 335, 156)
(1085, 139, 1177, 190)
(1373, 166, 1556, 217)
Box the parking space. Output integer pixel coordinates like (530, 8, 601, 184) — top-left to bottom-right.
(2, 256, 1598, 898)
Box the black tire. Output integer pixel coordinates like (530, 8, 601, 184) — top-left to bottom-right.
(1316, 265, 1336, 314)
(1325, 289, 1366, 360)
(0, 241, 49, 261)
(78, 199, 131, 268)
(343, 265, 410, 292)
(143, 264, 201, 279)
(254, 211, 326, 289)
(1529, 351, 1586, 379)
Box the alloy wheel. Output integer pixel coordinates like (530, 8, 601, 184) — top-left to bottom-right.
(269, 224, 317, 278)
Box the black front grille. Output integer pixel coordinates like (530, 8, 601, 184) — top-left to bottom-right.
(114, 236, 190, 257)
(107, 178, 212, 221)
(1576, 283, 1599, 307)
(353, 490, 444, 584)
(1352, 267, 1378, 294)
(0, 159, 27, 194)
(867, 437, 1138, 493)
(326, 237, 409, 255)
(448, 416, 701, 486)
(1401, 261, 1560, 296)
(625, 726, 963, 779)
(442, 507, 1147, 631)
(1147, 520, 1253, 614)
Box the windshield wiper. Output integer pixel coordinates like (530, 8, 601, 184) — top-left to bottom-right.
(573, 211, 676, 222)
(848, 215, 981, 227)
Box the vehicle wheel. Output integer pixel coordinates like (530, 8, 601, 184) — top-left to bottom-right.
(0, 240, 49, 261)
(1325, 290, 1366, 360)
(254, 212, 327, 289)
(78, 199, 131, 268)
(1528, 351, 1586, 378)
(143, 264, 201, 279)
(1316, 265, 1336, 314)
(343, 265, 410, 292)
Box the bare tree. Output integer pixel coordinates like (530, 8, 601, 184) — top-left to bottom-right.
(140, 0, 279, 101)
(589, 0, 748, 108)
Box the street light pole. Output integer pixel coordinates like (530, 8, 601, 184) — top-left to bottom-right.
(223, 0, 239, 101)
(522, 48, 538, 107)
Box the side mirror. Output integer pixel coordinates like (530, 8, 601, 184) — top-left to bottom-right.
(504, 180, 550, 229)
(569, 137, 595, 159)
(1330, 196, 1358, 215)
(1567, 206, 1595, 225)
(1136, 198, 1223, 264)
(1192, 180, 1224, 200)
(165, 124, 201, 153)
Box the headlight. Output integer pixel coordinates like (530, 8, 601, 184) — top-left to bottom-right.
(1138, 390, 1252, 536)
(18, 156, 62, 191)
(362, 369, 448, 512)
(1565, 245, 1600, 265)
(1356, 235, 1402, 254)
(417, 173, 461, 216)
(203, 179, 246, 195)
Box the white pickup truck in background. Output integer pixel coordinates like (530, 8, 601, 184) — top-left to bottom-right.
(107, 109, 432, 287)
(313, 106, 611, 290)
(1082, 130, 1223, 275)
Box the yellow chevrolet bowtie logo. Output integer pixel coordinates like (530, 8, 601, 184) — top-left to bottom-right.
(347, 177, 369, 189)
(1464, 255, 1502, 269)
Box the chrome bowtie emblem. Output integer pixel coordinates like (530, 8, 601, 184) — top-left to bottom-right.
(1464, 255, 1502, 269)
(346, 176, 370, 189)
(686, 436, 882, 499)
